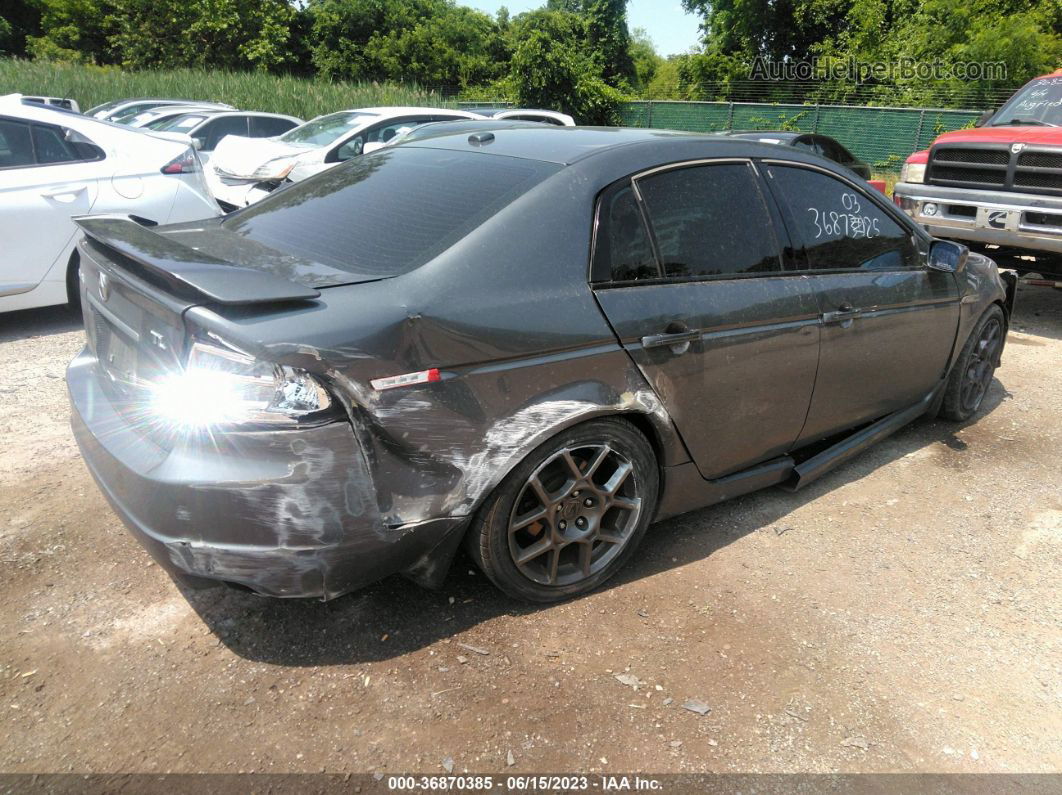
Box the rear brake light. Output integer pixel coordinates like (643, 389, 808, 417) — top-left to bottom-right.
(370, 369, 441, 391)
(161, 147, 200, 175)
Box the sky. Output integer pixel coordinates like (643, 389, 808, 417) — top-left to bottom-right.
(461, 1, 703, 57)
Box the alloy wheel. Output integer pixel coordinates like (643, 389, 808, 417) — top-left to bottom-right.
(960, 317, 1002, 414)
(507, 443, 643, 587)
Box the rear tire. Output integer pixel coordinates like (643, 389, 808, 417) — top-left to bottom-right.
(65, 250, 81, 313)
(939, 305, 1005, 422)
(467, 417, 659, 603)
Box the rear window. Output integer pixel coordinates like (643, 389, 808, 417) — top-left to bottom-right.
(224, 147, 560, 276)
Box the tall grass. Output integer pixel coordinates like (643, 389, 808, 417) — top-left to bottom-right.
(0, 58, 456, 119)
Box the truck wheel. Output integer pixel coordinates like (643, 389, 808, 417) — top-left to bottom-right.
(467, 417, 659, 603)
(940, 305, 1005, 422)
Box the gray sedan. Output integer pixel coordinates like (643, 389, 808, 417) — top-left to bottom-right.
(67, 127, 1015, 603)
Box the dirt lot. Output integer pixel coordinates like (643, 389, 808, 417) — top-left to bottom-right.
(0, 283, 1059, 777)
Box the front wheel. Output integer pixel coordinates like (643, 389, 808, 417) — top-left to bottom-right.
(467, 417, 659, 603)
(939, 305, 1005, 422)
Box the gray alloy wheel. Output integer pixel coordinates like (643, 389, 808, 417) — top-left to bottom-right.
(940, 305, 1005, 422)
(467, 418, 658, 602)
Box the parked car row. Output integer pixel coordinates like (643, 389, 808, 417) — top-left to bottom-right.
(207, 106, 576, 210)
(2, 88, 893, 316)
(0, 94, 221, 314)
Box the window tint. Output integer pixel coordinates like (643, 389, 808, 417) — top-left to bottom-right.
(251, 116, 297, 137)
(767, 165, 919, 270)
(0, 120, 33, 167)
(198, 116, 249, 150)
(32, 124, 81, 164)
(636, 163, 781, 278)
(225, 147, 559, 277)
(594, 183, 658, 282)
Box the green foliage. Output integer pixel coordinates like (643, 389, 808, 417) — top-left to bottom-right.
(308, 0, 506, 88)
(583, 0, 635, 87)
(0, 57, 449, 117)
(109, 0, 300, 72)
(506, 24, 622, 124)
(1, 0, 45, 57)
(25, 0, 115, 64)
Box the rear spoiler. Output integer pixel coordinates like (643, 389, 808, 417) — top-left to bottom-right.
(74, 215, 320, 306)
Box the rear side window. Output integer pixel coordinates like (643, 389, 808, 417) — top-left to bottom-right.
(251, 116, 297, 137)
(594, 184, 658, 282)
(766, 165, 919, 270)
(225, 147, 560, 276)
(0, 120, 33, 167)
(636, 163, 781, 278)
(32, 124, 80, 163)
(198, 116, 250, 150)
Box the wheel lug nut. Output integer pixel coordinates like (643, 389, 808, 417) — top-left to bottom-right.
(576, 517, 587, 529)
(573, 490, 580, 497)
(559, 520, 567, 530)
(583, 498, 593, 507)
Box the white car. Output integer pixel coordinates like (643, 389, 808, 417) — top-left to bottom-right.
(207, 106, 485, 209)
(120, 105, 233, 129)
(0, 95, 220, 313)
(143, 110, 302, 166)
(464, 107, 576, 126)
(86, 97, 233, 123)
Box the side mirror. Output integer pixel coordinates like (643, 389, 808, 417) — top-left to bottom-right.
(191, 137, 204, 151)
(362, 141, 386, 154)
(974, 109, 995, 128)
(928, 239, 969, 273)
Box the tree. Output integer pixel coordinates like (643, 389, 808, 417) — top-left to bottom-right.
(109, 0, 299, 71)
(505, 11, 623, 123)
(307, 0, 506, 88)
(1, 0, 44, 58)
(629, 27, 662, 92)
(25, 0, 116, 64)
(583, 0, 635, 87)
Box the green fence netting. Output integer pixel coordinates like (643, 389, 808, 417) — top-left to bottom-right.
(618, 101, 982, 173)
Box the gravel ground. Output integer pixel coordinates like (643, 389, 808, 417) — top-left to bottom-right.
(0, 282, 1059, 776)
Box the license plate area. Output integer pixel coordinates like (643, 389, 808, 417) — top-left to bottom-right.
(975, 206, 1019, 232)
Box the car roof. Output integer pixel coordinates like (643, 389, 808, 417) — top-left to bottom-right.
(724, 130, 804, 141)
(352, 106, 481, 116)
(402, 125, 800, 166)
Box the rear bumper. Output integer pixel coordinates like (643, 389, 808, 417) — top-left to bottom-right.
(67, 349, 464, 599)
(893, 182, 1062, 255)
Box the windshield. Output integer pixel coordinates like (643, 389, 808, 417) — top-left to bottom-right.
(224, 147, 559, 277)
(279, 111, 378, 146)
(991, 77, 1062, 127)
(148, 114, 209, 131)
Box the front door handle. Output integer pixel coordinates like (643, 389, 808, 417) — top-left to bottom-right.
(641, 329, 701, 351)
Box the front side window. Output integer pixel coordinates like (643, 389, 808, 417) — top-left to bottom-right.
(766, 165, 919, 270)
(636, 163, 782, 279)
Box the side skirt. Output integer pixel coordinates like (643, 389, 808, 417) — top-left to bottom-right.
(781, 391, 937, 492)
(654, 387, 942, 519)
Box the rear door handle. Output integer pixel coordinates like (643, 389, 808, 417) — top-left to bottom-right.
(40, 184, 87, 200)
(641, 329, 701, 350)
(821, 302, 862, 324)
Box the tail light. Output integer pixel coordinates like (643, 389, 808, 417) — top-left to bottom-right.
(161, 147, 200, 175)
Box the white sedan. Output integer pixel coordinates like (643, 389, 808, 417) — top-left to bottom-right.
(207, 106, 485, 209)
(0, 95, 220, 313)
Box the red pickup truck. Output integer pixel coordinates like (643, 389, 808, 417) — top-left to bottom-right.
(893, 69, 1062, 275)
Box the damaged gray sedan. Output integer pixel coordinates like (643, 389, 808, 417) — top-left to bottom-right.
(68, 127, 1016, 602)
